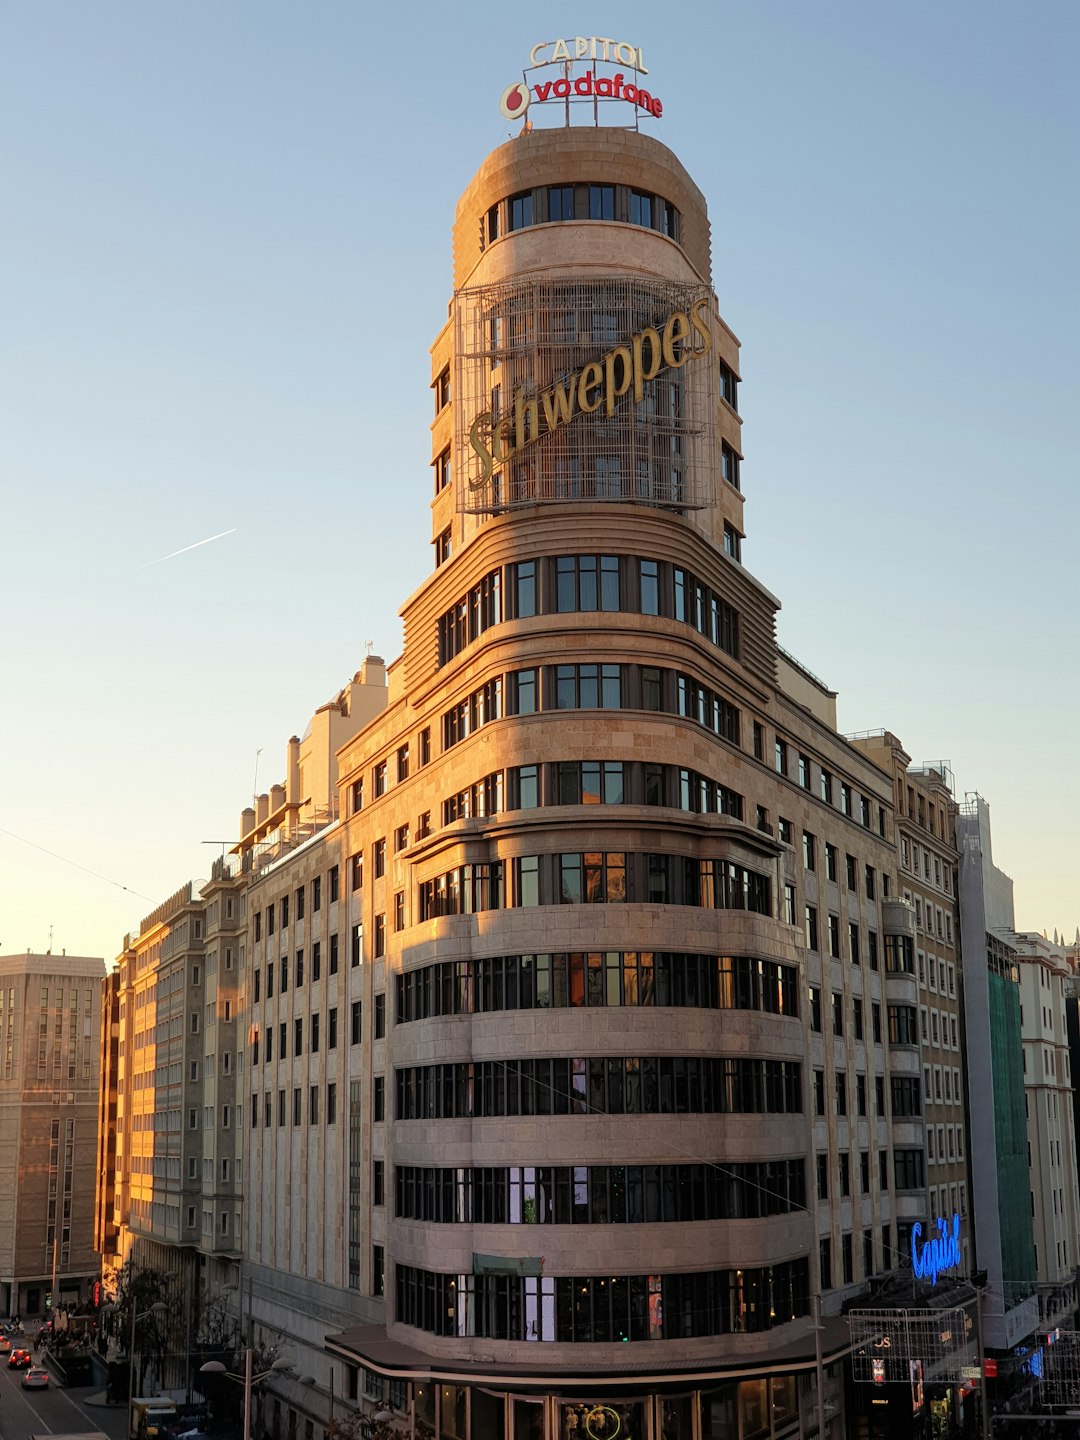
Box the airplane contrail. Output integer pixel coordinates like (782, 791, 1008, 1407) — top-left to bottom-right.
(138, 528, 238, 569)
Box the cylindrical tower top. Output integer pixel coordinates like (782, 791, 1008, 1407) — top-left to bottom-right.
(453, 127, 711, 291)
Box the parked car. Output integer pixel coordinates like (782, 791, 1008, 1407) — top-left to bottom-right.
(22, 1367, 50, 1389)
(8, 1348, 32, 1368)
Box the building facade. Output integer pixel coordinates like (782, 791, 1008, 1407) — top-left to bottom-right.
(956, 795, 1039, 1350)
(234, 116, 947, 1440)
(851, 736, 970, 1262)
(0, 951, 105, 1316)
(1016, 931, 1080, 1330)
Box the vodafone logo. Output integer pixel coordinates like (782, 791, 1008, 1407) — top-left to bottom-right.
(499, 83, 530, 120)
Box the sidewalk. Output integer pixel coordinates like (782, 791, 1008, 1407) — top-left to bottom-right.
(84, 1391, 127, 1408)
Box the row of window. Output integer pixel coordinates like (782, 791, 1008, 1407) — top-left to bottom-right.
(395, 1159, 806, 1225)
(415, 853, 772, 917)
(487, 183, 682, 246)
(396, 953, 798, 1022)
(437, 555, 740, 668)
(252, 873, 333, 941)
(395, 1259, 809, 1343)
(436, 664, 751, 772)
(442, 761, 743, 824)
(771, 739, 887, 837)
(395, 1057, 802, 1120)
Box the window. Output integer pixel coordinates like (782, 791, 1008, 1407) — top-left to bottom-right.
(554, 663, 622, 709)
(374, 914, 386, 958)
(547, 184, 574, 221)
(374, 838, 386, 878)
(329, 934, 339, 974)
(394, 823, 409, 853)
(722, 523, 742, 562)
(374, 993, 385, 1040)
(313, 875, 322, 911)
(351, 852, 363, 891)
(809, 986, 822, 1033)
(639, 559, 659, 615)
(819, 769, 833, 804)
(718, 359, 738, 411)
(351, 1001, 362, 1045)
(394, 891, 405, 932)
(434, 366, 450, 412)
(825, 843, 838, 882)
(508, 189, 533, 231)
(434, 526, 451, 566)
(832, 992, 844, 1036)
(797, 754, 811, 790)
(434, 447, 451, 494)
(555, 554, 620, 612)
(329, 864, 340, 903)
(721, 441, 740, 491)
(588, 184, 614, 220)
(775, 739, 788, 776)
(373, 761, 387, 798)
(373, 1076, 385, 1122)
(802, 832, 816, 871)
(828, 914, 841, 958)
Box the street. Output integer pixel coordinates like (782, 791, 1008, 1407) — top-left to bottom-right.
(0, 1356, 129, 1440)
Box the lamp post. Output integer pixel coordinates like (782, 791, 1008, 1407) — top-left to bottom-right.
(127, 1301, 168, 1440)
(200, 1350, 293, 1440)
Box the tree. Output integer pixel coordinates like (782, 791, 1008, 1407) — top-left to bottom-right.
(101, 1260, 177, 1399)
(324, 1409, 424, 1440)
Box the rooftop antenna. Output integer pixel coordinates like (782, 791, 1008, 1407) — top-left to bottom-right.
(252, 748, 263, 806)
(365, 640, 374, 656)
(48, 924, 53, 955)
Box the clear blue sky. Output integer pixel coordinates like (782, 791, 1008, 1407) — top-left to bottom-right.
(2, 1, 1077, 962)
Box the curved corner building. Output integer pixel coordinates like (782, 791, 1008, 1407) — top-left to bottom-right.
(247, 117, 919, 1440)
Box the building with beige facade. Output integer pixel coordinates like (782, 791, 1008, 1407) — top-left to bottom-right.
(235, 114, 941, 1440)
(851, 735, 970, 1261)
(1016, 930, 1080, 1330)
(0, 951, 105, 1316)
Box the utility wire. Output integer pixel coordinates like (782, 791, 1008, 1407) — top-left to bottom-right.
(0, 825, 152, 901)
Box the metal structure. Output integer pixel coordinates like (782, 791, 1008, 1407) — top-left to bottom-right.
(454, 274, 718, 515)
(1037, 1329, 1080, 1407)
(849, 1305, 978, 1384)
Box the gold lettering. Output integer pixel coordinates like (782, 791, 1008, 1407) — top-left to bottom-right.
(631, 327, 663, 401)
(468, 412, 493, 489)
(540, 376, 577, 431)
(578, 361, 604, 413)
(603, 345, 633, 416)
(690, 297, 713, 354)
(492, 415, 515, 464)
(514, 388, 539, 450)
(662, 311, 692, 368)
(467, 296, 713, 474)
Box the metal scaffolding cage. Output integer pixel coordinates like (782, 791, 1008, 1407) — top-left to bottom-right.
(849, 1306, 978, 1384)
(453, 273, 718, 515)
(1038, 1330, 1080, 1406)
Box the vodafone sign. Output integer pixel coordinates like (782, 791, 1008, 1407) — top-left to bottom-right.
(500, 35, 663, 122)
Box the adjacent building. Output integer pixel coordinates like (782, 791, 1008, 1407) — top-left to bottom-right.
(0, 951, 105, 1315)
(1015, 930, 1080, 1330)
(956, 795, 1039, 1350)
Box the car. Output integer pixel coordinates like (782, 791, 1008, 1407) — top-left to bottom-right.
(22, 1366, 49, 1389)
(8, 1348, 32, 1368)
(0, 1336, 11, 1354)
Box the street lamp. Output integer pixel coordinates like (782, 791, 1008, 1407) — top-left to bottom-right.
(200, 1349, 293, 1440)
(127, 1301, 168, 1440)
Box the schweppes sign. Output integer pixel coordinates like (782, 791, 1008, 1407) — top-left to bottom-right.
(467, 297, 712, 490)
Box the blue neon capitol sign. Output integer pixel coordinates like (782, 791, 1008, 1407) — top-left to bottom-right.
(911, 1213, 962, 1286)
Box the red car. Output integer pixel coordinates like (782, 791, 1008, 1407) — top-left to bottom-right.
(8, 1348, 32, 1368)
